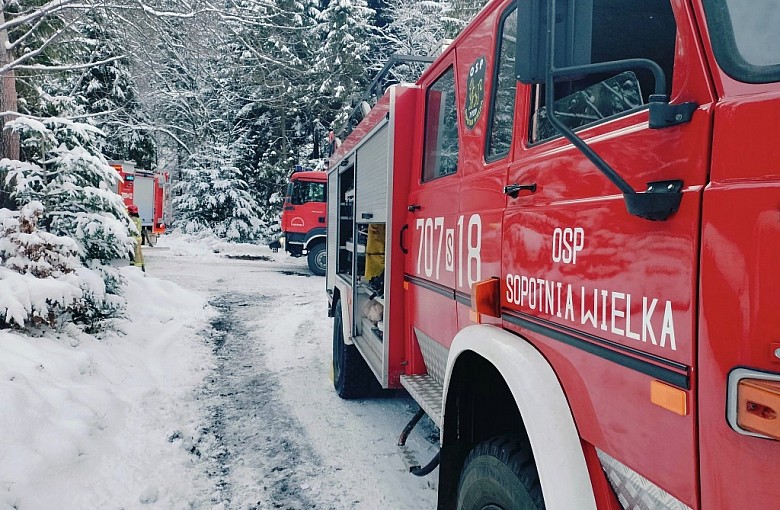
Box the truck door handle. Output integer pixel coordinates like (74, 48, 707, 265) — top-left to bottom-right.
(400, 225, 409, 254)
(407, 204, 421, 212)
(504, 183, 537, 198)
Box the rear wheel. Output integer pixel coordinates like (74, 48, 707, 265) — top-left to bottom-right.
(456, 435, 545, 510)
(307, 242, 326, 276)
(332, 299, 382, 399)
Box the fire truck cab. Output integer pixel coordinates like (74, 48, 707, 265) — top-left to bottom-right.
(280, 167, 328, 275)
(326, 0, 780, 508)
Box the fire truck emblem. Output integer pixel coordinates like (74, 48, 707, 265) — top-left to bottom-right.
(464, 56, 486, 129)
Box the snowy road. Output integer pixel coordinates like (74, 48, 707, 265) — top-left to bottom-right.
(145, 246, 439, 510)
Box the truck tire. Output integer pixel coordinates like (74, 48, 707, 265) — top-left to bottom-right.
(307, 242, 326, 276)
(332, 299, 382, 399)
(456, 435, 545, 510)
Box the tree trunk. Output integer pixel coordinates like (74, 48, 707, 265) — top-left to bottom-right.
(0, 7, 20, 208)
(280, 103, 287, 164)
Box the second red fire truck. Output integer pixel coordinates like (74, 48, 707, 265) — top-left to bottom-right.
(325, 0, 780, 508)
(279, 167, 328, 275)
(110, 161, 167, 246)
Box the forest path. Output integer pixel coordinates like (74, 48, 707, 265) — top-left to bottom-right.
(144, 249, 438, 509)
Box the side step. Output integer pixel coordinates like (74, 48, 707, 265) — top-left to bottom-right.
(400, 374, 443, 428)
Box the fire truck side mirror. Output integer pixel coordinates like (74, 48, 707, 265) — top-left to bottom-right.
(515, 0, 593, 85)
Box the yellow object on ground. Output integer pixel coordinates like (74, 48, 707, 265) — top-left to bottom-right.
(364, 223, 385, 280)
(132, 216, 145, 271)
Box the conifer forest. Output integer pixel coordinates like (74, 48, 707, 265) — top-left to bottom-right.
(0, 0, 484, 243)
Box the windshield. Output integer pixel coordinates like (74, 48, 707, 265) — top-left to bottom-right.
(290, 180, 325, 205)
(704, 0, 780, 83)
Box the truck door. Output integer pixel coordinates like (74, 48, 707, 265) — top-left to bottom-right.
(502, 1, 714, 507)
(405, 57, 462, 380)
(456, 2, 517, 329)
(696, 2, 780, 507)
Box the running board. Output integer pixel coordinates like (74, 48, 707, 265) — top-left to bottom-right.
(400, 374, 443, 428)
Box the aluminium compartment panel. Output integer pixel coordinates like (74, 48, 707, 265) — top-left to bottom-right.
(133, 175, 155, 227)
(355, 123, 390, 224)
(326, 169, 339, 290)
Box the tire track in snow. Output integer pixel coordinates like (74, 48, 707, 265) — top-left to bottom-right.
(196, 292, 323, 509)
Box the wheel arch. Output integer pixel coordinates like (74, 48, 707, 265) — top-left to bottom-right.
(330, 281, 353, 346)
(438, 324, 596, 510)
(303, 231, 326, 251)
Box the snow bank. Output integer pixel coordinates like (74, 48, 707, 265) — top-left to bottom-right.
(159, 230, 280, 260)
(0, 267, 216, 509)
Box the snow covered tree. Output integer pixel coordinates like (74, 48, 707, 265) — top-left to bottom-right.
(311, 0, 377, 130)
(71, 10, 156, 170)
(380, 0, 485, 58)
(1, 110, 135, 329)
(448, 0, 489, 33)
(382, 0, 450, 57)
(0, 200, 80, 279)
(0, 198, 125, 331)
(5, 113, 133, 263)
(172, 147, 261, 243)
(0, 201, 88, 328)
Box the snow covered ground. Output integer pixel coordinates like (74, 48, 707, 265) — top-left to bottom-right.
(1, 233, 438, 510)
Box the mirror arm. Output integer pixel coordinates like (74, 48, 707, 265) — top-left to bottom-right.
(544, 0, 682, 221)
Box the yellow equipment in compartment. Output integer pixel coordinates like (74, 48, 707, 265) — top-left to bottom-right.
(364, 223, 385, 280)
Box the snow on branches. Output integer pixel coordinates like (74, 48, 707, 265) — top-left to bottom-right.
(0, 203, 91, 329)
(0, 115, 134, 331)
(172, 147, 261, 243)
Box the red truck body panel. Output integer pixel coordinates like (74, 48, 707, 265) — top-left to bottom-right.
(698, 90, 780, 510)
(327, 0, 780, 507)
(110, 163, 135, 207)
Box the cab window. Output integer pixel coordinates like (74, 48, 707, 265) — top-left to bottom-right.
(290, 180, 325, 205)
(423, 67, 459, 181)
(529, 0, 676, 144)
(703, 0, 780, 83)
(486, 5, 518, 160)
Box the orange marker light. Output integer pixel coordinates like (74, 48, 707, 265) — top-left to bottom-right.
(650, 380, 688, 416)
(470, 277, 501, 320)
(737, 379, 780, 440)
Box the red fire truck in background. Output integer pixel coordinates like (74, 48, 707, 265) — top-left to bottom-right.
(279, 166, 328, 275)
(325, 0, 780, 508)
(110, 161, 167, 246)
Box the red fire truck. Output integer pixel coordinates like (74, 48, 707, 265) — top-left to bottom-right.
(279, 167, 328, 275)
(110, 161, 167, 245)
(325, 0, 780, 508)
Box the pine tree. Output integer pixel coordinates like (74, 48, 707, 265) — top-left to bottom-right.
(0, 201, 80, 279)
(0, 201, 85, 328)
(71, 11, 156, 170)
(311, 0, 378, 131)
(2, 107, 135, 329)
(446, 0, 488, 35)
(383, 0, 450, 56)
(7, 113, 133, 264)
(172, 146, 261, 243)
